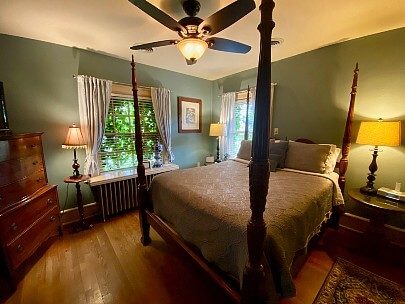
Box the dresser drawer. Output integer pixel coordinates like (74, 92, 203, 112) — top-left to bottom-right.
(0, 170, 47, 211)
(0, 154, 44, 187)
(0, 186, 58, 245)
(0, 135, 42, 162)
(5, 206, 60, 270)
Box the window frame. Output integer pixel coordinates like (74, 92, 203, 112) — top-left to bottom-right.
(98, 86, 161, 173)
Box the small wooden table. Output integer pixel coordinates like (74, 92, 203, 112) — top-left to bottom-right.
(348, 188, 405, 246)
(64, 175, 91, 231)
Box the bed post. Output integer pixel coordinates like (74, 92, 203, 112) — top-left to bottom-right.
(241, 0, 277, 303)
(131, 55, 151, 245)
(338, 63, 359, 193)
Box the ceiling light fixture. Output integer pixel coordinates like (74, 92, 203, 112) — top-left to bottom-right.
(177, 38, 208, 63)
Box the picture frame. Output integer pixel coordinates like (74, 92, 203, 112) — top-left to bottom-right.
(177, 96, 202, 133)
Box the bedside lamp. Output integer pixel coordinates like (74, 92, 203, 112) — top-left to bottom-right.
(62, 123, 86, 178)
(356, 119, 401, 195)
(209, 123, 225, 163)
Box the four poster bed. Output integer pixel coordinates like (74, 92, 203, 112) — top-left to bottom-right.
(129, 1, 359, 303)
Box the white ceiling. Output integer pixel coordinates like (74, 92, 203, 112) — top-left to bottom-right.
(1, 0, 404, 80)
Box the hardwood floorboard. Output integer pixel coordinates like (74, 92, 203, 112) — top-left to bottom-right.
(2, 211, 403, 304)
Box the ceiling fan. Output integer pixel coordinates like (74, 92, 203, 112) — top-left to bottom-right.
(128, 0, 256, 65)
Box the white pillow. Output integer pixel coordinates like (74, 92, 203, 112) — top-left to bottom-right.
(324, 146, 341, 173)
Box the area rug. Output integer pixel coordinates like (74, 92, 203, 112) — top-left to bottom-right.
(313, 258, 404, 304)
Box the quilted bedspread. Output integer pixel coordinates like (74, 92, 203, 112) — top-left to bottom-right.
(149, 160, 343, 297)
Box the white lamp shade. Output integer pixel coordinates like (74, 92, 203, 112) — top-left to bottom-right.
(209, 123, 226, 137)
(62, 123, 86, 149)
(356, 120, 401, 147)
(177, 38, 208, 61)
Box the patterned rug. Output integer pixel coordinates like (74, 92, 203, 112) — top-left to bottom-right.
(313, 258, 405, 304)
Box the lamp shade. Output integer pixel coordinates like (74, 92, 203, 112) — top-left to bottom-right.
(356, 120, 401, 147)
(209, 123, 225, 137)
(177, 38, 208, 61)
(62, 123, 86, 149)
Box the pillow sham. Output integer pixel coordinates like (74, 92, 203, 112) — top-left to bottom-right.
(285, 141, 332, 173)
(269, 140, 289, 168)
(237, 140, 252, 161)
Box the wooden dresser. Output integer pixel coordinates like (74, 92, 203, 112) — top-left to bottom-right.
(0, 133, 61, 290)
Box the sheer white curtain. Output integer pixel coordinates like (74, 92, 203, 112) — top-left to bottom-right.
(219, 92, 236, 158)
(269, 83, 276, 133)
(151, 87, 173, 162)
(77, 75, 112, 176)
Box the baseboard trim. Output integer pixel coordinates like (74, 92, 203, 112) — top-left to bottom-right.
(60, 203, 99, 226)
(340, 213, 404, 247)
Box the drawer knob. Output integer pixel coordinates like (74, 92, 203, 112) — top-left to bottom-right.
(32, 160, 38, 165)
(50, 215, 56, 222)
(36, 177, 42, 183)
(10, 223, 18, 231)
(30, 144, 37, 148)
(17, 244, 24, 253)
(47, 198, 53, 205)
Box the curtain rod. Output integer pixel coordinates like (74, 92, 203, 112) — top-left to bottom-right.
(218, 83, 277, 98)
(72, 74, 151, 89)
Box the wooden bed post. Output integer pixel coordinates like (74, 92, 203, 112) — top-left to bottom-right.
(131, 55, 151, 246)
(338, 63, 359, 193)
(241, 0, 276, 303)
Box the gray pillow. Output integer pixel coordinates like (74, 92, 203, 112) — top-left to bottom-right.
(285, 141, 332, 173)
(269, 140, 289, 168)
(237, 140, 252, 160)
(269, 159, 278, 172)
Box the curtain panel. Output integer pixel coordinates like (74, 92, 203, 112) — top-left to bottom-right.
(151, 87, 174, 162)
(219, 92, 236, 158)
(77, 75, 112, 176)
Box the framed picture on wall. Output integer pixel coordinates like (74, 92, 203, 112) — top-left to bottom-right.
(177, 96, 202, 133)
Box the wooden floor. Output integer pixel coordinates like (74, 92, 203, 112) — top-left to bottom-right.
(2, 212, 404, 304)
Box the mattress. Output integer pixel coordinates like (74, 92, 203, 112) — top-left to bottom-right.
(149, 160, 343, 297)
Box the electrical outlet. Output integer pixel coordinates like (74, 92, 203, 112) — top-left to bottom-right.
(274, 128, 279, 136)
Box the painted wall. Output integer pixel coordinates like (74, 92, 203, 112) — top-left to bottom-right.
(212, 28, 405, 227)
(0, 34, 212, 209)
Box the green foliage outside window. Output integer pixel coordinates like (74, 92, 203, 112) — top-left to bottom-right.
(99, 96, 160, 172)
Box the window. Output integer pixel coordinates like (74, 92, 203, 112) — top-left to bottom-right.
(99, 94, 160, 172)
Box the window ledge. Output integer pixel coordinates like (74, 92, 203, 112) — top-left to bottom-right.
(88, 163, 179, 186)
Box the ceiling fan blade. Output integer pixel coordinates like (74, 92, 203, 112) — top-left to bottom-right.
(207, 37, 251, 54)
(130, 40, 178, 50)
(186, 59, 196, 65)
(198, 0, 256, 36)
(128, 0, 186, 33)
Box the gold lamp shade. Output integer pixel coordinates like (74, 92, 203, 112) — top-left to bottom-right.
(209, 123, 226, 137)
(356, 120, 401, 147)
(62, 123, 86, 149)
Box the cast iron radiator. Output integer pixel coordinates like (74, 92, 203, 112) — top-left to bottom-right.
(89, 164, 179, 221)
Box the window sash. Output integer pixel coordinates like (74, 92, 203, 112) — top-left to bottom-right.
(99, 95, 160, 172)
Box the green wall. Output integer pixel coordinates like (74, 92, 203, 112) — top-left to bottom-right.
(212, 28, 405, 228)
(1, 28, 404, 227)
(0, 34, 212, 209)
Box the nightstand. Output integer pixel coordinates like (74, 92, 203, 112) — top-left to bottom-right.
(348, 188, 405, 246)
(64, 175, 91, 231)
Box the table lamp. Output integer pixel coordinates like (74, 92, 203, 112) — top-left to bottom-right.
(356, 119, 401, 195)
(62, 123, 86, 178)
(209, 123, 225, 163)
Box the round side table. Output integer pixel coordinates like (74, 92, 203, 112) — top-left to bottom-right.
(348, 188, 404, 246)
